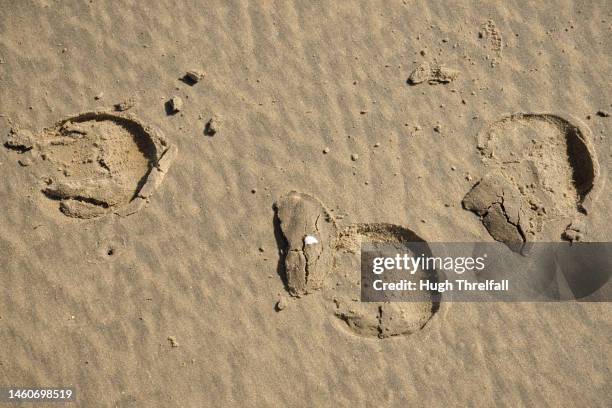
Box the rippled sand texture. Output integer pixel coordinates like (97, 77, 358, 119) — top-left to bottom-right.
(0, 1, 611, 407)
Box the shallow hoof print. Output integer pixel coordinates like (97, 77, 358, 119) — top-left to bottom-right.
(334, 300, 435, 339)
(334, 303, 381, 338)
(379, 303, 436, 338)
(274, 191, 337, 297)
(328, 223, 440, 339)
(4, 111, 177, 219)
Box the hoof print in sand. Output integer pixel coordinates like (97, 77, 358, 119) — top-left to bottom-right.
(330, 223, 439, 339)
(5, 111, 177, 219)
(334, 300, 438, 339)
(464, 113, 600, 249)
(274, 191, 337, 296)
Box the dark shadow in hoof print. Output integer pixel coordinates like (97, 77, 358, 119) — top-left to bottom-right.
(4, 110, 177, 219)
(463, 113, 601, 252)
(325, 223, 440, 339)
(273, 191, 337, 297)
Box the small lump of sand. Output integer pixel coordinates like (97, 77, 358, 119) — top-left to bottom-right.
(185, 70, 205, 83)
(170, 96, 183, 113)
(276, 296, 288, 311)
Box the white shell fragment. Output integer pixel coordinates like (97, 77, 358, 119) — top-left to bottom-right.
(304, 235, 319, 245)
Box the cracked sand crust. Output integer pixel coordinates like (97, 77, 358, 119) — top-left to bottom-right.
(274, 191, 337, 296)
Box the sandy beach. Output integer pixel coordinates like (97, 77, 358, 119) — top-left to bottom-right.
(0, 1, 610, 406)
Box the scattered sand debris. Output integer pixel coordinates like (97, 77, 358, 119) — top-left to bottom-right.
(114, 97, 136, 112)
(429, 65, 459, 84)
(479, 19, 503, 65)
(562, 219, 586, 242)
(4, 128, 34, 152)
(407, 62, 430, 85)
(408, 62, 459, 85)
